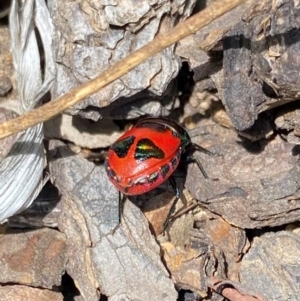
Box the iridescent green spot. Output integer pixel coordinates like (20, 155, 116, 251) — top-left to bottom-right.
(135, 138, 165, 161)
(111, 136, 135, 158)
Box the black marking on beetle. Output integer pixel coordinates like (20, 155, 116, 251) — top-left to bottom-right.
(134, 138, 165, 161)
(111, 136, 135, 158)
(161, 164, 170, 179)
(170, 156, 178, 169)
(148, 171, 159, 184)
(104, 160, 117, 179)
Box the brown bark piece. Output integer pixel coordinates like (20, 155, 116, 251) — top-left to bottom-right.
(166, 212, 195, 248)
(176, 0, 254, 80)
(240, 230, 300, 300)
(143, 191, 177, 236)
(223, 0, 300, 130)
(49, 139, 177, 301)
(0, 228, 67, 288)
(44, 114, 122, 148)
(0, 76, 11, 96)
(142, 188, 195, 238)
(179, 0, 300, 132)
(162, 209, 247, 295)
(49, 0, 195, 120)
(162, 241, 210, 297)
(194, 210, 248, 280)
(0, 285, 63, 301)
(275, 107, 300, 145)
(185, 124, 300, 229)
(0, 21, 13, 97)
(176, 0, 255, 127)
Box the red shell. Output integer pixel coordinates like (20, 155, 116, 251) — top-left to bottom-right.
(105, 120, 183, 195)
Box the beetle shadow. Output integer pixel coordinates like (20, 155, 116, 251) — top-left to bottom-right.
(128, 186, 175, 212)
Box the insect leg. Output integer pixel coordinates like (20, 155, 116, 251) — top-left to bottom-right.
(183, 154, 208, 179)
(162, 176, 180, 230)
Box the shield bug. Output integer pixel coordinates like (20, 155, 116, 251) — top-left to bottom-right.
(104, 117, 210, 196)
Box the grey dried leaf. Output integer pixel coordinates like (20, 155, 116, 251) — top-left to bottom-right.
(10, 0, 55, 111)
(49, 139, 177, 301)
(0, 0, 55, 222)
(0, 108, 18, 161)
(0, 124, 45, 221)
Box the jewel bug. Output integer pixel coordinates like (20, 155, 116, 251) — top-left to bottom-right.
(104, 117, 210, 196)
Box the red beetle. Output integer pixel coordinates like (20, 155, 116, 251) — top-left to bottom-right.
(104, 117, 209, 195)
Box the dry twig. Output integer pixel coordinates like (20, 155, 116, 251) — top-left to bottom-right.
(0, 0, 245, 139)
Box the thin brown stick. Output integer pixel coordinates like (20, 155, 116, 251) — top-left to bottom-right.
(0, 0, 245, 140)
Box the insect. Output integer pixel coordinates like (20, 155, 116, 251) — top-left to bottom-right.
(104, 117, 210, 196)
